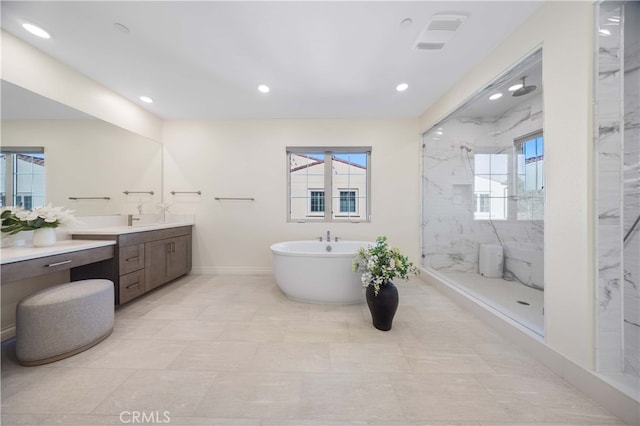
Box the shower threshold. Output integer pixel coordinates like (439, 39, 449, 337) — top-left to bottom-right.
(431, 270, 544, 336)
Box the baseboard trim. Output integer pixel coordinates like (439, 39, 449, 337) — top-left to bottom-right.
(420, 268, 639, 426)
(1, 326, 16, 342)
(190, 267, 272, 275)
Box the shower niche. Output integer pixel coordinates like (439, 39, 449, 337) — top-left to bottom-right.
(421, 48, 545, 336)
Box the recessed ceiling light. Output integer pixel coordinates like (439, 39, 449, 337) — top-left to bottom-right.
(608, 16, 620, 23)
(599, 28, 611, 36)
(139, 96, 153, 104)
(436, 131, 443, 135)
(489, 93, 503, 101)
(258, 84, 270, 93)
(396, 83, 409, 92)
(22, 23, 50, 39)
(508, 83, 523, 92)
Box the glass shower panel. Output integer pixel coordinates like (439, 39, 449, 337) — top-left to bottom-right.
(421, 49, 544, 337)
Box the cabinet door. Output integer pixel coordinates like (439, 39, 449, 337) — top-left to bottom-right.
(144, 239, 170, 291)
(167, 235, 190, 281)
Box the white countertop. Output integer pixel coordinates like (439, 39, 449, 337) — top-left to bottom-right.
(70, 221, 194, 236)
(0, 240, 116, 265)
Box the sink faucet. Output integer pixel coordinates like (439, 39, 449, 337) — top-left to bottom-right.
(327, 230, 331, 242)
(127, 214, 140, 226)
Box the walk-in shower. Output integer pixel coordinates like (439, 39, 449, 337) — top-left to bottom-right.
(595, 0, 639, 397)
(421, 49, 545, 336)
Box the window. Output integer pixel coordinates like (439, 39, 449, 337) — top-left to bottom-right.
(0, 147, 45, 209)
(288, 147, 370, 222)
(472, 131, 544, 221)
(339, 190, 357, 213)
(476, 193, 490, 213)
(515, 131, 544, 220)
(309, 190, 325, 214)
(516, 132, 544, 193)
(473, 153, 509, 220)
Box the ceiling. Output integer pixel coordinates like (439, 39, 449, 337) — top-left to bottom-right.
(1, 1, 542, 120)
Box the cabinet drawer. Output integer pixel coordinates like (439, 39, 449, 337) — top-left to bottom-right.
(119, 269, 145, 304)
(119, 244, 144, 274)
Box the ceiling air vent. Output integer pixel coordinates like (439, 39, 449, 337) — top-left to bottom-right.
(414, 12, 469, 51)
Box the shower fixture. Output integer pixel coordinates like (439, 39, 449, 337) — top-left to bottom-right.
(512, 76, 537, 97)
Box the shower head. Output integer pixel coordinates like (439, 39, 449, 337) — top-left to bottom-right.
(512, 76, 537, 97)
(460, 145, 472, 153)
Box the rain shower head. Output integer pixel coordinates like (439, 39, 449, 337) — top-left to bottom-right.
(512, 76, 537, 97)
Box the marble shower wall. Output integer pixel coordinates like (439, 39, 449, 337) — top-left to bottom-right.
(623, 1, 639, 377)
(422, 93, 544, 288)
(595, 0, 639, 376)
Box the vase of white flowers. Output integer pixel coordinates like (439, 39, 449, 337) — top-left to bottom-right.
(352, 236, 419, 331)
(1, 204, 76, 247)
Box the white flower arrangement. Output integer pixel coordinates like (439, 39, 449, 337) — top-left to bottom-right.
(352, 236, 419, 296)
(1, 204, 76, 234)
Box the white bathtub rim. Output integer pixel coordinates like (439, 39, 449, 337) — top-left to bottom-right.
(270, 240, 374, 258)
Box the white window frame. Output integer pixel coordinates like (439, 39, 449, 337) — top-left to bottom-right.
(287, 147, 371, 222)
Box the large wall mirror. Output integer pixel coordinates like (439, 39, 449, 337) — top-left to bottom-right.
(421, 48, 545, 336)
(1, 80, 162, 217)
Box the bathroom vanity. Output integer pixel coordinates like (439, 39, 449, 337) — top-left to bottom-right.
(71, 223, 193, 305)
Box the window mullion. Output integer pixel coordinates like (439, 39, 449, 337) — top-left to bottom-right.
(324, 152, 332, 222)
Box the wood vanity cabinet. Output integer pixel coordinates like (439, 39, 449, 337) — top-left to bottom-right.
(72, 225, 192, 305)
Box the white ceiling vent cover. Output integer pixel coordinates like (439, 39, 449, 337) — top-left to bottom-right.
(414, 13, 469, 51)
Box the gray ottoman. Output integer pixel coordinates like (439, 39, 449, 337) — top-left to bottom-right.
(16, 279, 114, 366)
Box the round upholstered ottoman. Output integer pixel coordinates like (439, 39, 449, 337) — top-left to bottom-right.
(16, 279, 114, 366)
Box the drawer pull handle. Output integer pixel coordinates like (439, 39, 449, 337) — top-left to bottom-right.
(126, 282, 141, 289)
(125, 256, 140, 262)
(46, 260, 72, 268)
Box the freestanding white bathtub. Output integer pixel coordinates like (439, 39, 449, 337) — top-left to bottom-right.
(270, 240, 373, 304)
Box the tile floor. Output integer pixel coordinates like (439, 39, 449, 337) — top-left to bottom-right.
(1, 274, 625, 425)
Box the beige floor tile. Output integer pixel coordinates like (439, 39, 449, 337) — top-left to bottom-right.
(193, 372, 302, 419)
(197, 301, 260, 321)
(168, 340, 259, 371)
(92, 369, 218, 416)
(250, 342, 331, 373)
(284, 320, 351, 343)
(307, 303, 367, 323)
(151, 319, 226, 341)
(218, 320, 288, 342)
(329, 342, 410, 373)
(1, 368, 134, 414)
(389, 373, 512, 422)
(401, 342, 497, 374)
(0, 274, 625, 425)
(476, 374, 625, 424)
(85, 339, 187, 369)
(299, 373, 405, 422)
(141, 302, 208, 320)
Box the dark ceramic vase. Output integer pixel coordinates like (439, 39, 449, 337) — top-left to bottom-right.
(365, 281, 399, 331)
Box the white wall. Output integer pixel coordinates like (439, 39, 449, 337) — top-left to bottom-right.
(420, 1, 595, 369)
(162, 119, 420, 273)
